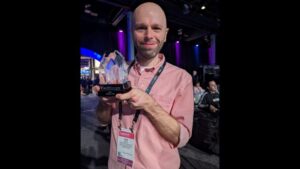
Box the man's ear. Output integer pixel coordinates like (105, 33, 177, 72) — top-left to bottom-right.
(164, 28, 169, 42)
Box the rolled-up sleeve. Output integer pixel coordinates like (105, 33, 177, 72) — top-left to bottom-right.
(170, 75, 194, 148)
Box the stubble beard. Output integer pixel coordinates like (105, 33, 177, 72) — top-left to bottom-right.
(135, 41, 164, 60)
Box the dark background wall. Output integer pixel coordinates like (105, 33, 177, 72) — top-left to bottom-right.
(80, 21, 218, 75)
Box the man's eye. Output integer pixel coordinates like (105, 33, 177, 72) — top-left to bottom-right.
(136, 27, 146, 30)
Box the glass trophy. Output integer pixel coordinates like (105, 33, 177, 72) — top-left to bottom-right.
(98, 50, 131, 96)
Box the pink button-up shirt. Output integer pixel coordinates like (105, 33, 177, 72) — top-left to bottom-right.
(108, 54, 194, 169)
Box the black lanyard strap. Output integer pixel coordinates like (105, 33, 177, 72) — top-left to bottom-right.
(118, 101, 122, 130)
(132, 60, 166, 123)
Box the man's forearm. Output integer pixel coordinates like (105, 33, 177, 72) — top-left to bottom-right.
(144, 102, 180, 146)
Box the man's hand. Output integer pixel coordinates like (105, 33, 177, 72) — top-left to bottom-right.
(209, 105, 218, 113)
(117, 88, 182, 147)
(115, 88, 156, 111)
(93, 85, 117, 109)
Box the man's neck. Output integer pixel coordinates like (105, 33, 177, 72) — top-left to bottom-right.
(136, 53, 160, 67)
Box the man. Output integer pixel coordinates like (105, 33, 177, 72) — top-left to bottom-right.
(192, 69, 200, 85)
(198, 79, 220, 154)
(199, 80, 220, 114)
(95, 2, 194, 168)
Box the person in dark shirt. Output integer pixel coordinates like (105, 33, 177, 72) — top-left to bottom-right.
(199, 80, 219, 114)
(198, 79, 220, 154)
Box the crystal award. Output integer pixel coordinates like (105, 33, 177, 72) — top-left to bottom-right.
(98, 50, 131, 96)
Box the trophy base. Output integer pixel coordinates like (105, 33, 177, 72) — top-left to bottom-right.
(98, 81, 131, 96)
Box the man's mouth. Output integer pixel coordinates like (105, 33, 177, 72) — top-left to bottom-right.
(141, 43, 157, 48)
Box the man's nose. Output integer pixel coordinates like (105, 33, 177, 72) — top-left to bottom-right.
(145, 28, 154, 39)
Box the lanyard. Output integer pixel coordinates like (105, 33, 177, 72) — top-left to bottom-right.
(118, 60, 167, 132)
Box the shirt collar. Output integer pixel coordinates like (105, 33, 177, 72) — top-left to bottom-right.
(133, 53, 165, 75)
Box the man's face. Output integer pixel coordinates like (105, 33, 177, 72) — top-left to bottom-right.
(133, 4, 168, 59)
(208, 81, 218, 93)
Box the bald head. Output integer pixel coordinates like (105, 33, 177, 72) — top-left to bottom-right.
(133, 2, 167, 28)
(131, 2, 169, 63)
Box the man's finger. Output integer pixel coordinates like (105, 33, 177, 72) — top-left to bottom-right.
(131, 84, 137, 89)
(116, 91, 133, 100)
